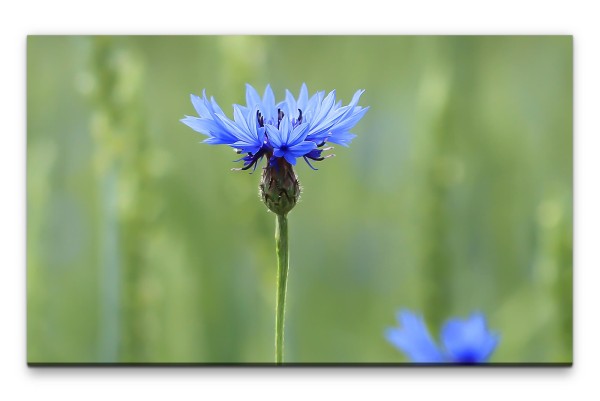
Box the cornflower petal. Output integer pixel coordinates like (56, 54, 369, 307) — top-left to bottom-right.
(310, 90, 337, 129)
(212, 113, 262, 154)
(246, 105, 264, 142)
(328, 109, 370, 146)
(279, 116, 291, 143)
(288, 140, 317, 156)
(191, 93, 211, 117)
(180, 116, 218, 137)
(440, 313, 500, 363)
(210, 96, 226, 116)
(288, 123, 310, 145)
(285, 89, 297, 118)
(328, 132, 356, 147)
(305, 90, 325, 119)
(262, 84, 276, 122)
(245, 84, 262, 109)
(297, 83, 309, 111)
(385, 310, 445, 363)
(283, 153, 298, 165)
(233, 105, 252, 135)
(265, 124, 284, 148)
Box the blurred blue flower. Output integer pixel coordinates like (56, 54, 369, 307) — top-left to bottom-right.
(385, 310, 500, 363)
(181, 84, 368, 171)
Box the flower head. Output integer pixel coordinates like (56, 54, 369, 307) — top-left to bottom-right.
(181, 84, 368, 171)
(385, 310, 500, 364)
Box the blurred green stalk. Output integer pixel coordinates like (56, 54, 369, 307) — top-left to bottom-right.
(88, 37, 122, 362)
(275, 213, 289, 364)
(98, 167, 121, 362)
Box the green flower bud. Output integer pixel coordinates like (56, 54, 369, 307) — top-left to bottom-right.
(260, 159, 301, 216)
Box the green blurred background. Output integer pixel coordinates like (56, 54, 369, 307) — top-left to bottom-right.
(27, 36, 572, 364)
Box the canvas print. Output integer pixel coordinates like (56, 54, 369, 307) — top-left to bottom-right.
(27, 36, 572, 365)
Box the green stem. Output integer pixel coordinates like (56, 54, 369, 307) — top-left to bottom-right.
(275, 213, 289, 364)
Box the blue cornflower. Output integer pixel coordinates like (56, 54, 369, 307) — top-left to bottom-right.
(180, 84, 368, 171)
(385, 310, 500, 364)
